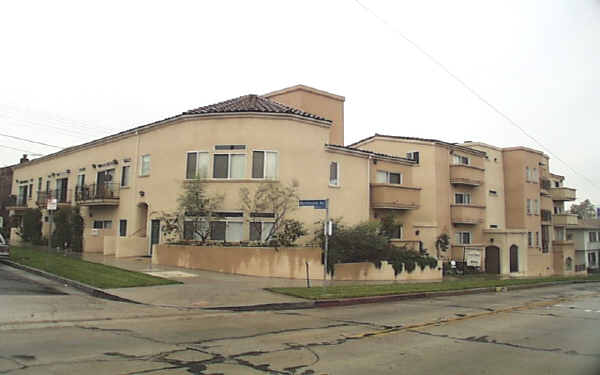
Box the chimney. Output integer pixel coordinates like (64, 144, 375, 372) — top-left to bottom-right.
(20, 154, 29, 164)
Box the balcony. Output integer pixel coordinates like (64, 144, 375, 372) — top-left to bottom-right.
(551, 187, 576, 201)
(36, 189, 72, 207)
(5, 195, 28, 212)
(451, 204, 485, 225)
(541, 209, 552, 223)
(553, 213, 578, 227)
(75, 183, 120, 206)
(370, 183, 420, 210)
(449, 164, 484, 187)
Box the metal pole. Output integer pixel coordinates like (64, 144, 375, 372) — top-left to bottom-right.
(324, 198, 329, 282)
(305, 261, 310, 288)
(47, 210, 53, 265)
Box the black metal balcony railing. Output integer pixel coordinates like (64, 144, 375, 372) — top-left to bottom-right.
(7, 195, 28, 207)
(75, 183, 120, 202)
(541, 209, 552, 222)
(542, 240, 549, 253)
(36, 189, 72, 206)
(540, 178, 551, 190)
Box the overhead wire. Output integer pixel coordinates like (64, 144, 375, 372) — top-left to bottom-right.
(0, 132, 63, 149)
(0, 144, 44, 156)
(353, 0, 600, 192)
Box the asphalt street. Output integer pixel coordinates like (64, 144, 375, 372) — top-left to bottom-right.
(0, 266, 599, 374)
(0, 264, 65, 296)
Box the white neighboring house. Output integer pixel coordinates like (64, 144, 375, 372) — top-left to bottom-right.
(567, 219, 600, 271)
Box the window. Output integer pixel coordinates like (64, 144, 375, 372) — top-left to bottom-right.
(213, 153, 246, 179)
(76, 174, 85, 187)
(589, 232, 598, 243)
(527, 199, 534, 215)
(390, 224, 404, 239)
(528, 232, 533, 247)
(526, 167, 530, 181)
(526, 167, 539, 182)
(28, 184, 33, 198)
(46, 180, 50, 192)
(455, 232, 471, 245)
(455, 192, 471, 205)
(210, 220, 243, 242)
(534, 199, 539, 215)
(140, 154, 151, 176)
(119, 220, 127, 237)
(37, 177, 42, 192)
(93, 220, 112, 229)
(121, 166, 130, 187)
(252, 151, 278, 179)
(453, 155, 470, 165)
(376, 171, 402, 185)
(329, 161, 339, 186)
(250, 221, 274, 242)
(406, 152, 419, 163)
(589, 252, 597, 266)
(186, 152, 209, 179)
(535, 232, 539, 247)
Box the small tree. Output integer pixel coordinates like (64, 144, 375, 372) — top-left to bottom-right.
(240, 180, 301, 244)
(71, 207, 84, 251)
(52, 207, 72, 248)
(19, 208, 42, 243)
(570, 199, 596, 219)
(435, 233, 450, 254)
(156, 178, 223, 243)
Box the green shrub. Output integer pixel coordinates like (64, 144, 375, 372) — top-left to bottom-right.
(20, 208, 42, 243)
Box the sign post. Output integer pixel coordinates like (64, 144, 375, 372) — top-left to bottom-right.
(47, 199, 57, 263)
(299, 199, 330, 281)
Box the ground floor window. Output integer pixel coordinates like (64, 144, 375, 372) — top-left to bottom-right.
(455, 231, 471, 245)
(210, 221, 243, 242)
(119, 220, 127, 237)
(249, 221, 274, 242)
(589, 252, 597, 266)
(93, 220, 112, 229)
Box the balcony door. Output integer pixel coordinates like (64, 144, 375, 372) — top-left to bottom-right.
(97, 169, 115, 198)
(56, 178, 68, 203)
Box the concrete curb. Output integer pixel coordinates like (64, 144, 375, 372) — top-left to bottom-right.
(210, 279, 600, 311)
(1, 259, 144, 305)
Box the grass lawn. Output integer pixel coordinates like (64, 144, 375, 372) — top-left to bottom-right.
(8, 246, 180, 289)
(268, 273, 600, 300)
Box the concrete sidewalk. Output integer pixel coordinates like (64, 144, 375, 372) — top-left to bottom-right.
(78, 253, 314, 308)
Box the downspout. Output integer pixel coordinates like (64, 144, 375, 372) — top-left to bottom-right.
(367, 155, 372, 219)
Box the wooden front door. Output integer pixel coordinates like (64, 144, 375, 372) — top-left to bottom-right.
(510, 245, 519, 273)
(485, 246, 500, 274)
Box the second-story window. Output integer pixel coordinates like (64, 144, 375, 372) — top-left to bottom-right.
(329, 161, 339, 186)
(186, 152, 209, 179)
(453, 155, 470, 165)
(140, 154, 151, 176)
(121, 166, 130, 187)
(37, 177, 42, 192)
(252, 151, 278, 179)
(455, 192, 471, 205)
(213, 153, 246, 179)
(376, 171, 402, 185)
(76, 174, 85, 187)
(456, 231, 471, 245)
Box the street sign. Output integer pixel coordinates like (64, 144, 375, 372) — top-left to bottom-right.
(299, 199, 327, 209)
(47, 198, 57, 210)
(464, 248, 482, 267)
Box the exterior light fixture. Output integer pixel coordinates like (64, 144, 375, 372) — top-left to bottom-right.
(139, 190, 145, 197)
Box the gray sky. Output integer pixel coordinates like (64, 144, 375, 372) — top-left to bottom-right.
(1, 1, 599, 205)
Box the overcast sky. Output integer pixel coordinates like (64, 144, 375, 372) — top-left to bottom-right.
(1, 1, 599, 205)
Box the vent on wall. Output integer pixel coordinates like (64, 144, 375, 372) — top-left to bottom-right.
(490, 224, 498, 229)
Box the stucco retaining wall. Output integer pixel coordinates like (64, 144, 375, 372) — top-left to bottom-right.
(103, 236, 116, 255)
(116, 236, 148, 258)
(83, 234, 104, 253)
(332, 261, 442, 281)
(153, 244, 324, 279)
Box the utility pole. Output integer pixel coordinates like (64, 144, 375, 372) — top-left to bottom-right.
(324, 198, 329, 282)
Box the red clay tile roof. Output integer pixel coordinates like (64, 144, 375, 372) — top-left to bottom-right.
(182, 94, 330, 122)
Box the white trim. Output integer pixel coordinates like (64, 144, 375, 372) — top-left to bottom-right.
(454, 192, 472, 205)
(185, 150, 210, 179)
(139, 154, 151, 177)
(213, 153, 247, 179)
(252, 149, 280, 180)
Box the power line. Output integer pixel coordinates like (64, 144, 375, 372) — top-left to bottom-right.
(0, 111, 110, 138)
(353, 0, 600, 193)
(0, 133, 63, 149)
(0, 144, 44, 156)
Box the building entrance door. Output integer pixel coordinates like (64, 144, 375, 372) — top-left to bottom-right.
(510, 245, 519, 273)
(485, 246, 500, 274)
(150, 219, 160, 255)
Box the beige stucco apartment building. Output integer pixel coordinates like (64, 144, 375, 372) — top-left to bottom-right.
(7, 84, 583, 276)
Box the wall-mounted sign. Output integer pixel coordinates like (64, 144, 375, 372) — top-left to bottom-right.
(464, 247, 482, 267)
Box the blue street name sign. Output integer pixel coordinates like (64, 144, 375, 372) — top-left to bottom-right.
(299, 199, 327, 209)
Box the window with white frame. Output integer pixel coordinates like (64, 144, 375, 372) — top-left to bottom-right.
(121, 166, 130, 187)
(140, 154, 151, 176)
(453, 155, 470, 165)
(455, 231, 471, 245)
(249, 221, 274, 242)
(376, 170, 402, 185)
(534, 199, 539, 214)
(213, 153, 246, 179)
(454, 192, 471, 205)
(37, 177, 42, 192)
(527, 199, 532, 214)
(535, 231, 539, 247)
(186, 152, 209, 179)
(93, 220, 112, 229)
(589, 231, 598, 243)
(329, 161, 339, 186)
(209, 212, 244, 241)
(76, 174, 85, 188)
(252, 151, 278, 179)
(528, 232, 533, 246)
